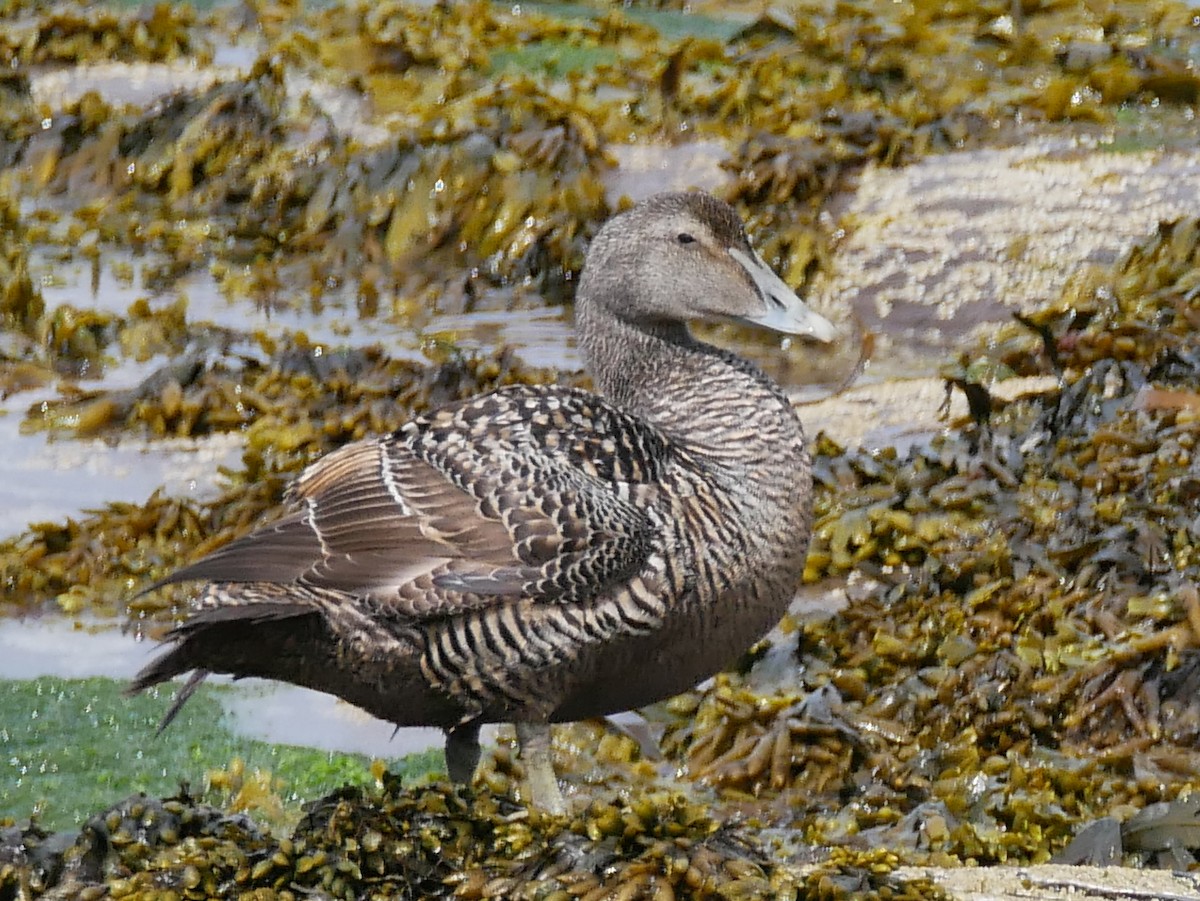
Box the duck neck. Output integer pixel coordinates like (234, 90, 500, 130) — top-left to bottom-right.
(578, 305, 694, 415)
(576, 300, 804, 457)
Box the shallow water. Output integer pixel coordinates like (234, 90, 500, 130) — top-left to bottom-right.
(0, 405, 242, 538)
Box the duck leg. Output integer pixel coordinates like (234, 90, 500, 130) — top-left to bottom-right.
(444, 721, 482, 784)
(516, 722, 566, 815)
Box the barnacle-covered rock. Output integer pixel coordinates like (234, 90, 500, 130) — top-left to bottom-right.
(996, 216, 1200, 373)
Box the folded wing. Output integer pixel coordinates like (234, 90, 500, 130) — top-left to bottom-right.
(156, 386, 670, 618)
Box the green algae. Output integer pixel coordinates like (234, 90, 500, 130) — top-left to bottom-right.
(0, 676, 440, 834)
(489, 41, 620, 78)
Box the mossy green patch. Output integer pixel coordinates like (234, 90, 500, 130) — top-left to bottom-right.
(489, 40, 619, 77)
(0, 676, 442, 832)
(523, 2, 743, 42)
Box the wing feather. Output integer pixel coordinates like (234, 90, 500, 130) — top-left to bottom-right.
(158, 385, 671, 618)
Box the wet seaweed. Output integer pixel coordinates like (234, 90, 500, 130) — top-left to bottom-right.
(0, 781, 806, 901)
(0, 1, 208, 67)
(2, 0, 1196, 322)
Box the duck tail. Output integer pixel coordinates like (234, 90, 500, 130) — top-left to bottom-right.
(126, 601, 318, 730)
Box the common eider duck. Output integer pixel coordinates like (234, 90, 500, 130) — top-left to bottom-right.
(130, 192, 837, 814)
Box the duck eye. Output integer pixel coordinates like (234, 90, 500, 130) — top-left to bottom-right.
(676, 233, 696, 245)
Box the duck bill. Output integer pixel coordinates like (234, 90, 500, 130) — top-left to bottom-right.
(729, 248, 837, 343)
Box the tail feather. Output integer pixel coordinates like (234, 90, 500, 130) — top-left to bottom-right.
(157, 669, 208, 733)
(133, 518, 318, 597)
(127, 602, 320, 717)
(128, 591, 461, 734)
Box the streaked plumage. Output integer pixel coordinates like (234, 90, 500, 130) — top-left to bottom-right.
(129, 192, 836, 813)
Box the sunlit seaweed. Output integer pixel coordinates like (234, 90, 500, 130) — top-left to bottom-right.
(0, 194, 45, 336)
(0, 193, 56, 397)
(1, 780, 804, 900)
(0, 1, 208, 67)
(2, 0, 1196, 321)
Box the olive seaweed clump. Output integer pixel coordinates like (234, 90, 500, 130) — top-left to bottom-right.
(0, 782, 813, 901)
(0, 3, 206, 67)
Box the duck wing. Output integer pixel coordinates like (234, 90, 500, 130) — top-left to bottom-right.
(156, 385, 673, 616)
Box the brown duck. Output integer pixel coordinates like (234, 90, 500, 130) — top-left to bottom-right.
(130, 192, 836, 814)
